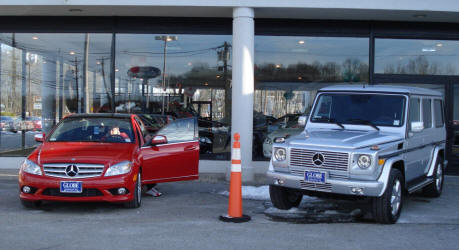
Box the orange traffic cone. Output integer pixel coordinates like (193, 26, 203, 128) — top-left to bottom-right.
(219, 132, 251, 223)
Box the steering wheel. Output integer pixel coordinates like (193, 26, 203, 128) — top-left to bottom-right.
(101, 134, 126, 143)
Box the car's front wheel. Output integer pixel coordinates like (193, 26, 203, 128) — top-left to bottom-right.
(269, 185, 303, 210)
(124, 171, 141, 208)
(372, 168, 403, 224)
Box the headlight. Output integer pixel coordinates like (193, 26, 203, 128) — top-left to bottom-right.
(21, 159, 42, 175)
(274, 148, 287, 161)
(264, 138, 272, 145)
(105, 161, 132, 176)
(199, 137, 212, 144)
(357, 155, 372, 169)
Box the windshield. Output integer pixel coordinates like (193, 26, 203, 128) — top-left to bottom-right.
(311, 93, 406, 127)
(48, 117, 135, 143)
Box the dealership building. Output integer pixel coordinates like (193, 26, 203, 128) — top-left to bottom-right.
(0, 1, 458, 181)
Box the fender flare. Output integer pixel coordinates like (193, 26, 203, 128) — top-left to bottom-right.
(427, 144, 446, 177)
(377, 156, 404, 197)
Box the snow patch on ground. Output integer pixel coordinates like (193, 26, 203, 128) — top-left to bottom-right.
(219, 185, 270, 200)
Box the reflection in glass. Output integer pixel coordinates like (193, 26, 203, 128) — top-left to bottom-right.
(375, 39, 459, 75)
(254, 36, 369, 160)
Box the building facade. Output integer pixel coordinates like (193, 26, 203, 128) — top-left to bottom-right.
(0, 1, 458, 179)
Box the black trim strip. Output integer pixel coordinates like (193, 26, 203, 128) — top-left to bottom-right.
(380, 140, 446, 159)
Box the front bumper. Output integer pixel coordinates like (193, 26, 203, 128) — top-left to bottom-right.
(267, 170, 385, 197)
(18, 171, 136, 203)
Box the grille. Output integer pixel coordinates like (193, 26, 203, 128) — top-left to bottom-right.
(42, 188, 103, 197)
(43, 163, 105, 178)
(290, 148, 349, 171)
(299, 181, 332, 192)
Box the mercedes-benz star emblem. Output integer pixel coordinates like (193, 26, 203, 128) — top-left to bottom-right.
(312, 153, 325, 166)
(65, 165, 79, 177)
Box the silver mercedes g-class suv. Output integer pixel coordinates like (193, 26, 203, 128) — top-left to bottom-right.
(267, 85, 447, 224)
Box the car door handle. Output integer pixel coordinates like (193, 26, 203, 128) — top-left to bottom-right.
(184, 145, 197, 151)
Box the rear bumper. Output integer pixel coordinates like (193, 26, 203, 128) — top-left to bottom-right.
(19, 171, 136, 203)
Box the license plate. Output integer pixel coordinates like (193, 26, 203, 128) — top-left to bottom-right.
(304, 171, 326, 184)
(60, 181, 82, 193)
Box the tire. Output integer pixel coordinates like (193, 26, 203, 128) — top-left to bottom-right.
(423, 156, 444, 198)
(21, 199, 41, 209)
(372, 168, 403, 224)
(124, 171, 141, 209)
(269, 185, 303, 210)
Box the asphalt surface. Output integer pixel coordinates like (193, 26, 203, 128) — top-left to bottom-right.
(1, 169, 458, 250)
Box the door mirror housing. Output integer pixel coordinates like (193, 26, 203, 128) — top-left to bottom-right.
(151, 135, 168, 145)
(34, 133, 45, 142)
(298, 115, 308, 127)
(411, 121, 424, 133)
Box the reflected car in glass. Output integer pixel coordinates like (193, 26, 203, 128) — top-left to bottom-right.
(18, 113, 199, 208)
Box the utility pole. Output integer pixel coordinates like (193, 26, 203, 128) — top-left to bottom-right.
(218, 42, 231, 124)
(82, 33, 90, 113)
(73, 57, 80, 113)
(155, 35, 177, 115)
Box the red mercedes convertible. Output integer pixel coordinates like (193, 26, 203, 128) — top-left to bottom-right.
(18, 113, 199, 208)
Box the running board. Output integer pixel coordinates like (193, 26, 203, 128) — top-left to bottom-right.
(408, 178, 434, 194)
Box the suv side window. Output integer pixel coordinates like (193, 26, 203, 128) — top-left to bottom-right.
(422, 99, 432, 128)
(434, 99, 444, 127)
(408, 98, 421, 131)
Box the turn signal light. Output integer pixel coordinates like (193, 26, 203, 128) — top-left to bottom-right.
(378, 159, 385, 166)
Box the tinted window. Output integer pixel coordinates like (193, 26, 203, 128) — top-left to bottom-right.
(434, 100, 444, 127)
(422, 99, 432, 128)
(49, 117, 134, 143)
(156, 118, 196, 143)
(311, 94, 406, 127)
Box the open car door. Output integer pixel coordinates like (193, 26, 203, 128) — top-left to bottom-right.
(141, 117, 199, 184)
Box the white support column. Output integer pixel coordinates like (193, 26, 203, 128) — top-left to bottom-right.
(231, 7, 255, 182)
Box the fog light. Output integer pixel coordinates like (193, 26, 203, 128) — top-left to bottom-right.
(22, 186, 31, 193)
(274, 179, 285, 185)
(351, 187, 364, 195)
(117, 188, 127, 195)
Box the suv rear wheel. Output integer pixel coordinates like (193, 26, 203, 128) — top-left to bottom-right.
(423, 156, 444, 197)
(269, 185, 303, 210)
(372, 168, 403, 224)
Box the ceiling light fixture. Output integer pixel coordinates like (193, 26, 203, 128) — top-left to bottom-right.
(436, 43, 443, 47)
(69, 51, 75, 55)
(32, 36, 39, 40)
(413, 14, 427, 18)
(115, 68, 119, 72)
(275, 64, 281, 68)
(298, 40, 305, 44)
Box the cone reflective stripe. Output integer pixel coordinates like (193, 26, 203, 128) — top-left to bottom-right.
(219, 132, 251, 223)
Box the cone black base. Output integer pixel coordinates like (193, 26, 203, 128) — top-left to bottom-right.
(219, 214, 251, 223)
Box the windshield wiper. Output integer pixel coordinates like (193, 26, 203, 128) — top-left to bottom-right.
(313, 117, 345, 129)
(346, 118, 380, 131)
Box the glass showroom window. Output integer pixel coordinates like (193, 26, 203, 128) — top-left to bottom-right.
(116, 34, 232, 160)
(0, 33, 112, 153)
(254, 36, 369, 160)
(375, 39, 459, 75)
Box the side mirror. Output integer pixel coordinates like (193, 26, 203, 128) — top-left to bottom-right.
(298, 115, 308, 127)
(151, 135, 168, 145)
(34, 133, 45, 142)
(411, 121, 424, 133)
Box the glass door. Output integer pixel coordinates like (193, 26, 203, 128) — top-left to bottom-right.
(450, 83, 459, 173)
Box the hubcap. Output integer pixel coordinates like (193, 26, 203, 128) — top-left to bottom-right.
(390, 179, 401, 216)
(436, 163, 443, 191)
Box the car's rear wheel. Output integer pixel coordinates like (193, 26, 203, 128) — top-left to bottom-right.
(124, 171, 141, 208)
(269, 185, 303, 210)
(372, 168, 403, 224)
(20, 199, 41, 209)
(423, 156, 444, 197)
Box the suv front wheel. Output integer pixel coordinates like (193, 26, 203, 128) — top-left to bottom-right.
(372, 168, 403, 224)
(269, 185, 303, 210)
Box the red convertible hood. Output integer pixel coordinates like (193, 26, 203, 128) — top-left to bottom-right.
(37, 142, 137, 166)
